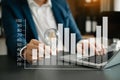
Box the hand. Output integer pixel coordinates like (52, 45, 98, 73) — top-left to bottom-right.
(22, 39, 44, 63)
(77, 38, 107, 56)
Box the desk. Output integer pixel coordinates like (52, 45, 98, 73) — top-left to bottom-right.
(0, 55, 120, 80)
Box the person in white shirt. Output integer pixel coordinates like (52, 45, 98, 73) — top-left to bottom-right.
(2, 0, 106, 63)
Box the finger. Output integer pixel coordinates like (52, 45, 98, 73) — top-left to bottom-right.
(77, 42, 83, 55)
(23, 48, 27, 60)
(88, 43, 100, 56)
(27, 49, 43, 62)
(23, 48, 33, 59)
(79, 40, 90, 55)
(101, 45, 107, 55)
(88, 38, 96, 56)
(100, 46, 105, 55)
(89, 43, 96, 55)
(27, 56, 32, 63)
(49, 48, 58, 55)
(27, 44, 38, 50)
(26, 48, 32, 56)
(95, 42, 103, 55)
(26, 44, 38, 58)
(25, 50, 32, 63)
(79, 39, 100, 55)
(30, 39, 40, 46)
(95, 47, 102, 55)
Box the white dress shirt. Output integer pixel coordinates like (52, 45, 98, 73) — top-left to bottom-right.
(20, 0, 57, 58)
(27, 0, 57, 43)
(20, 0, 84, 59)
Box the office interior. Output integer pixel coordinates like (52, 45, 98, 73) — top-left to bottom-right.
(1, 1, 120, 80)
(0, 0, 120, 55)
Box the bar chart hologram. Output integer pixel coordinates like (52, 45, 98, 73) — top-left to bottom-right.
(103, 17, 108, 49)
(24, 17, 109, 70)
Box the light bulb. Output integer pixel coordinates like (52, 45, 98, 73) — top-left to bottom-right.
(85, 0, 91, 3)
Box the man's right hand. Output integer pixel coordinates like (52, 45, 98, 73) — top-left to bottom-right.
(22, 39, 44, 63)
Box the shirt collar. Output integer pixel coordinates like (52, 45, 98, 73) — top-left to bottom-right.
(27, 0, 52, 7)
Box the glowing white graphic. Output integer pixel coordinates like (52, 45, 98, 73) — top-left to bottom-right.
(64, 28, 70, 52)
(25, 17, 109, 69)
(39, 43, 44, 58)
(51, 38, 57, 56)
(83, 40, 89, 57)
(89, 38, 95, 56)
(71, 33, 76, 54)
(96, 26, 102, 51)
(32, 49, 37, 64)
(58, 24, 63, 51)
(103, 17, 108, 49)
(45, 45, 50, 58)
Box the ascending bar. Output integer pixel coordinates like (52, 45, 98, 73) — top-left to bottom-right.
(89, 38, 95, 56)
(103, 17, 108, 49)
(39, 43, 44, 57)
(45, 45, 50, 58)
(64, 28, 70, 65)
(96, 26, 102, 51)
(32, 49, 37, 65)
(70, 33, 76, 65)
(38, 43, 44, 65)
(71, 33, 76, 54)
(77, 43, 83, 65)
(83, 40, 88, 57)
(45, 45, 50, 65)
(51, 38, 57, 56)
(57, 24, 64, 65)
(64, 28, 70, 52)
(89, 38, 96, 63)
(51, 38, 57, 65)
(58, 24, 63, 51)
(77, 43, 82, 58)
(96, 26, 102, 64)
(82, 40, 89, 66)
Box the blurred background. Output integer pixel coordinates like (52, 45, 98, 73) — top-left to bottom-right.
(0, 0, 120, 55)
(0, 0, 7, 55)
(67, 0, 120, 38)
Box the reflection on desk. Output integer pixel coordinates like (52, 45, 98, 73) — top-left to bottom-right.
(0, 55, 120, 80)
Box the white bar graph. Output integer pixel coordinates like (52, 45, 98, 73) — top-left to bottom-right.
(32, 49, 37, 65)
(77, 43, 82, 58)
(45, 45, 51, 65)
(103, 17, 108, 48)
(32, 49, 37, 60)
(51, 38, 57, 56)
(96, 26, 102, 51)
(45, 45, 50, 58)
(38, 43, 44, 65)
(64, 28, 70, 52)
(51, 38, 57, 65)
(89, 38, 95, 56)
(71, 33, 76, 54)
(39, 43, 44, 58)
(25, 16, 110, 69)
(77, 43, 83, 65)
(57, 24, 64, 65)
(83, 40, 88, 57)
(58, 24, 63, 51)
